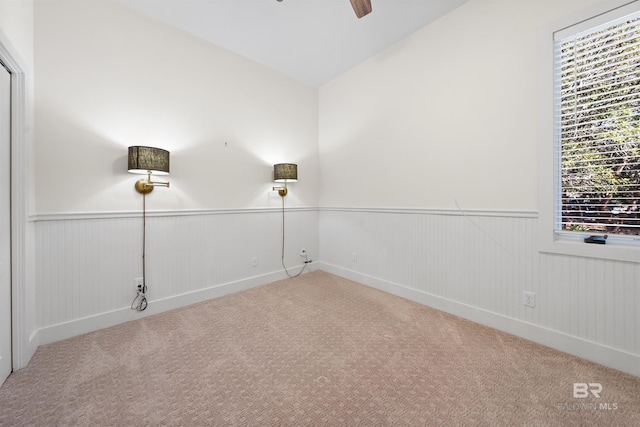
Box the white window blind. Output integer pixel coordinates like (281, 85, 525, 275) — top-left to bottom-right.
(554, 4, 640, 238)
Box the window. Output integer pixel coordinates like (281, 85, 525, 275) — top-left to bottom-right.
(554, 4, 640, 241)
(538, 0, 640, 261)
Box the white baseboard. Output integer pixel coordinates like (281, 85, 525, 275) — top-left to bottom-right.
(33, 262, 639, 378)
(35, 268, 310, 346)
(319, 262, 640, 378)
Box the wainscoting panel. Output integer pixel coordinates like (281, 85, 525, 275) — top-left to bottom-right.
(537, 253, 640, 354)
(33, 207, 639, 376)
(319, 208, 538, 319)
(34, 208, 319, 344)
(319, 208, 639, 376)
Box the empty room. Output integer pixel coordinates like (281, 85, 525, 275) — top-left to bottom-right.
(1, 0, 639, 425)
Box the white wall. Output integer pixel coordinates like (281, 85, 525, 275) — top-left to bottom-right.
(34, 0, 318, 214)
(318, 0, 640, 377)
(0, 0, 33, 69)
(31, 1, 320, 347)
(319, 0, 608, 211)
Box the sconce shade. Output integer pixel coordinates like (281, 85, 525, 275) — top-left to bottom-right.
(128, 146, 170, 175)
(273, 163, 297, 182)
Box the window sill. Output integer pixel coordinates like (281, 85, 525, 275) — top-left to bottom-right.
(540, 236, 640, 263)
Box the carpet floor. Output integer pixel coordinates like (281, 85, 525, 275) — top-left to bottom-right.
(1, 270, 639, 426)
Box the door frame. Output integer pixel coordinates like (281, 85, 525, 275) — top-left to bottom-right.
(0, 30, 35, 371)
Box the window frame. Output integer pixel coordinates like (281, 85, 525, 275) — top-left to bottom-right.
(538, 0, 640, 263)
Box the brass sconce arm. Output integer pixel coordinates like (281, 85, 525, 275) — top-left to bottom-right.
(272, 183, 288, 197)
(135, 171, 170, 194)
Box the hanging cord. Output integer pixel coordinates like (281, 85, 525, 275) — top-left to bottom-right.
(131, 193, 148, 311)
(454, 198, 510, 254)
(280, 195, 310, 278)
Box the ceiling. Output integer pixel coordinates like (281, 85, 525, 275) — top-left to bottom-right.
(116, 0, 468, 87)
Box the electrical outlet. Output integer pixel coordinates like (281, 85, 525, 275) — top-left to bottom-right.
(352, 252, 358, 262)
(251, 256, 259, 267)
(134, 277, 144, 292)
(300, 248, 306, 257)
(523, 291, 535, 308)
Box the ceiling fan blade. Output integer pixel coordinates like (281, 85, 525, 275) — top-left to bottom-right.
(350, 0, 372, 19)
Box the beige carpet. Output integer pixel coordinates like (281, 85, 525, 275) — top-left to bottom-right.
(1, 271, 639, 426)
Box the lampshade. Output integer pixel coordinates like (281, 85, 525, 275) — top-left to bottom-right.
(128, 146, 170, 175)
(273, 163, 297, 182)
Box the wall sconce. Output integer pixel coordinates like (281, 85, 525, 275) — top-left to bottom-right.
(272, 163, 297, 197)
(272, 162, 310, 278)
(128, 146, 170, 194)
(127, 145, 170, 312)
